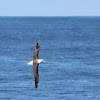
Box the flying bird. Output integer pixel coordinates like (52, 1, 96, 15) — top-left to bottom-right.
(27, 43, 46, 88)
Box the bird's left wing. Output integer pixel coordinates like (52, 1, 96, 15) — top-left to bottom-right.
(34, 43, 40, 60)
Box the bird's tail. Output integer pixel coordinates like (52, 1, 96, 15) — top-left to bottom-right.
(26, 60, 33, 65)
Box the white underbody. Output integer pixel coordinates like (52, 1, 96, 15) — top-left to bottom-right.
(27, 59, 46, 65)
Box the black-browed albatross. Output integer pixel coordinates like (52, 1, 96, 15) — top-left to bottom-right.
(27, 43, 46, 88)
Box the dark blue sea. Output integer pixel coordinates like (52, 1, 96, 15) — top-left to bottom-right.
(0, 16, 100, 100)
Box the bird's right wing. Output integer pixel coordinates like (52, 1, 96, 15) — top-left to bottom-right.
(33, 64, 39, 88)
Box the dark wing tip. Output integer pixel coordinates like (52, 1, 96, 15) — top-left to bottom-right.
(36, 43, 40, 49)
(35, 84, 38, 88)
(35, 77, 39, 88)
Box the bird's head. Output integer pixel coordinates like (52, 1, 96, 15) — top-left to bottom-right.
(39, 59, 46, 63)
(43, 60, 46, 63)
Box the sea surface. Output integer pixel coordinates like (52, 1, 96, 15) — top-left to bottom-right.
(0, 16, 100, 100)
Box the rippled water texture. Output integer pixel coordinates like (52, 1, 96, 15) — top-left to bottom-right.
(0, 17, 100, 100)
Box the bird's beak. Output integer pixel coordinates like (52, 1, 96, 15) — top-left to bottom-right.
(44, 61, 46, 63)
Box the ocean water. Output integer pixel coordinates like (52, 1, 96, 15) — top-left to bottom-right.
(0, 16, 100, 100)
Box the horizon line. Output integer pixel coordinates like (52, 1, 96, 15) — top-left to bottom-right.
(0, 15, 100, 17)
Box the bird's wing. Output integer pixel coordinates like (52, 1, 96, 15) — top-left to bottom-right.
(33, 64, 39, 88)
(34, 43, 40, 60)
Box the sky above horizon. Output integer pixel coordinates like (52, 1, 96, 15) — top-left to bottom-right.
(0, 0, 100, 16)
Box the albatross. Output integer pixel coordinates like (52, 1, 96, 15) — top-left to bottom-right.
(27, 43, 46, 88)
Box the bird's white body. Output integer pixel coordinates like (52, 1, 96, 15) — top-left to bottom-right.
(27, 59, 46, 65)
